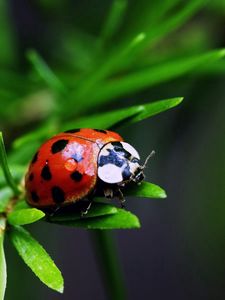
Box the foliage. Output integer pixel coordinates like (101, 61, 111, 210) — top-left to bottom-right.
(0, 1, 224, 299)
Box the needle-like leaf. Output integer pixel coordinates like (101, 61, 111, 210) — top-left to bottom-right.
(63, 97, 183, 130)
(57, 208, 140, 230)
(124, 181, 167, 199)
(7, 208, 45, 226)
(0, 132, 20, 196)
(49, 202, 117, 222)
(9, 226, 64, 293)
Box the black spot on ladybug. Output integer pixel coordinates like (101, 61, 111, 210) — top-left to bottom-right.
(99, 149, 125, 167)
(71, 153, 83, 162)
(112, 141, 123, 150)
(94, 129, 107, 134)
(41, 165, 52, 181)
(111, 142, 131, 159)
(51, 139, 68, 154)
(31, 191, 39, 202)
(122, 150, 131, 159)
(51, 186, 65, 203)
(31, 152, 38, 163)
(70, 171, 83, 182)
(29, 173, 34, 181)
(64, 128, 81, 133)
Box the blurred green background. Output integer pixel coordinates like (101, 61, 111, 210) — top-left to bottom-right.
(1, 0, 225, 299)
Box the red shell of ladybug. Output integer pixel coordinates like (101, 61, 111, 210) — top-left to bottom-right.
(25, 128, 123, 207)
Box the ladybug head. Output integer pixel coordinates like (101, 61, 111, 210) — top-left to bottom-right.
(97, 141, 154, 186)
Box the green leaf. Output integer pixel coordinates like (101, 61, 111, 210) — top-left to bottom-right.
(50, 202, 117, 222)
(0, 187, 13, 213)
(99, 0, 128, 46)
(0, 164, 25, 188)
(9, 141, 41, 165)
(57, 208, 140, 230)
(63, 1, 206, 116)
(63, 97, 183, 130)
(0, 132, 21, 195)
(9, 226, 64, 293)
(127, 0, 181, 33)
(86, 49, 225, 106)
(125, 98, 183, 126)
(122, 0, 207, 65)
(12, 97, 183, 153)
(62, 103, 141, 130)
(7, 208, 45, 226)
(13, 199, 30, 211)
(124, 181, 167, 199)
(0, 219, 6, 300)
(13, 121, 57, 149)
(27, 50, 67, 94)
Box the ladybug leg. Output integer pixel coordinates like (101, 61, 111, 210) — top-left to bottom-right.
(50, 205, 61, 216)
(45, 205, 62, 220)
(103, 186, 126, 208)
(81, 191, 95, 217)
(115, 188, 126, 209)
(81, 200, 93, 217)
(103, 188, 114, 199)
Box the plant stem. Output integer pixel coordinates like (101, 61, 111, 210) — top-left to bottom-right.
(0, 132, 20, 196)
(91, 230, 127, 300)
(0, 217, 6, 300)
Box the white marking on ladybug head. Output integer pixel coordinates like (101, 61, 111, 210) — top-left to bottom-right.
(129, 161, 140, 174)
(99, 143, 113, 156)
(98, 164, 123, 184)
(120, 142, 140, 159)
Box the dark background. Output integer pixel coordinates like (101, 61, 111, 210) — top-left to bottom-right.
(1, 1, 225, 299)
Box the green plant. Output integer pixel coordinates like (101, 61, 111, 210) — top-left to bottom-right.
(0, 1, 225, 299)
(0, 98, 177, 297)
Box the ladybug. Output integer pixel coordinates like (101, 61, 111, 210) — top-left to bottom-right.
(25, 128, 154, 213)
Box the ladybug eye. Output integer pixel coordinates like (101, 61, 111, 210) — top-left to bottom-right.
(134, 171, 145, 183)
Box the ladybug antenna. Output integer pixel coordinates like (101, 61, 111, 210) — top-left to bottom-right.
(141, 150, 155, 169)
